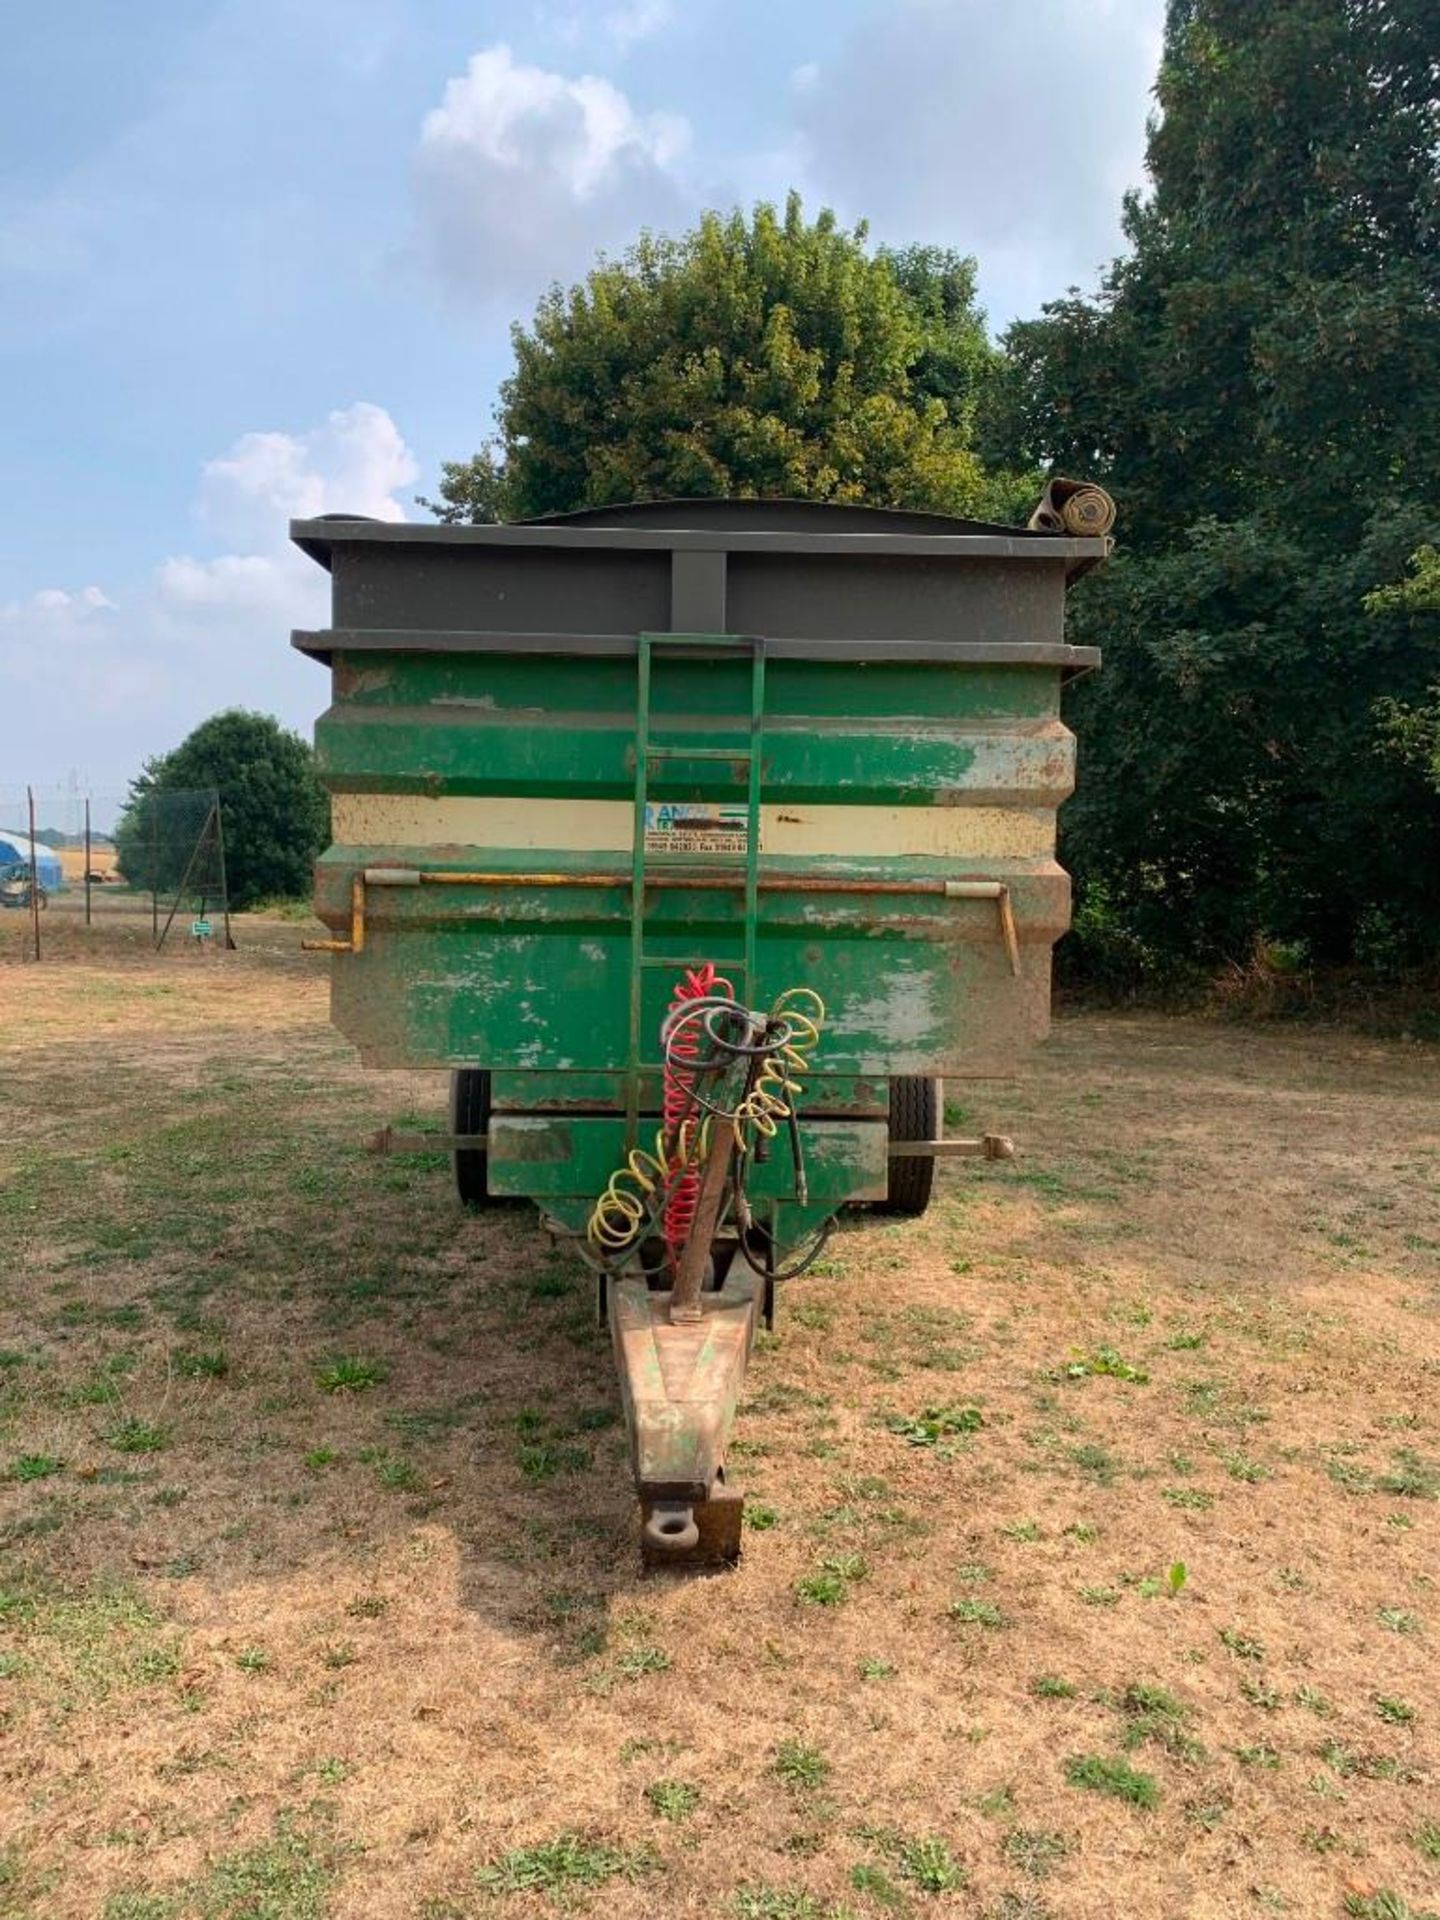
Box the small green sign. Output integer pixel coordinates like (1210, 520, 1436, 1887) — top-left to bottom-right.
(191, 918, 212, 940)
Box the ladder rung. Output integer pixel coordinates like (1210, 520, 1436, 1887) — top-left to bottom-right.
(646, 745, 754, 763)
(643, 633, 762, 651)
(640, 955, 750, 970)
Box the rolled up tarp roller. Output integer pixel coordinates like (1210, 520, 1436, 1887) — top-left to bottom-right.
(1028, 475, 1116, 539)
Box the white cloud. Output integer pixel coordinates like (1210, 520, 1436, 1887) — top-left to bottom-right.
(194, 401, 416, 552)
(602, 0, 674, 49)
(154, 552, 297, 613)
(412, 43, 691, 304)
(160, 400, 417, 615)
(0, 582, 166, 731)
(535, 0, 675, 52)
(26, 585, 114, 614)
(0, 403, 417, 795)
(791, 0, 1164, 322)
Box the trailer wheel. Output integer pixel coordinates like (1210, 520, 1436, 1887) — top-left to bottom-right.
(450, 1069, 493, 1209)
(876, 1076, 939, 1218)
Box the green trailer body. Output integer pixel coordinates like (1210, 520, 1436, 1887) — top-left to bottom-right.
(292, 497, 1105, 1560)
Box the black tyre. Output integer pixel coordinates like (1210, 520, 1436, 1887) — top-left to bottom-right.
(876, 1075, 940, 1218)
(450, 1069, 493, 1209)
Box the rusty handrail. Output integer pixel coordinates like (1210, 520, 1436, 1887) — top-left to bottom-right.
(306, 867, 1022, 976)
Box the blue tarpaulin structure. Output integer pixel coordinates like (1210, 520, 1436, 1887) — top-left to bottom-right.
(0, 833, 63, 892)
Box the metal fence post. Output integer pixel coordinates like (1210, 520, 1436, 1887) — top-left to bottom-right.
(26, 784, 40, 962)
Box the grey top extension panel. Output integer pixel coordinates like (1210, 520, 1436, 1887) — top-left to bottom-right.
(291, 496, 1105, 671)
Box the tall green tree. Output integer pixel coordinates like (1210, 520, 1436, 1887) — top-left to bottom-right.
(989, 0, 1440, 978)
(1371, 547, 1440, 792)
(422, 196, 1018, 524)
(116, 710, 328, 911)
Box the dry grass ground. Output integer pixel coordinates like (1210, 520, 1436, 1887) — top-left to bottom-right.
(2, 912, 1438, 1920)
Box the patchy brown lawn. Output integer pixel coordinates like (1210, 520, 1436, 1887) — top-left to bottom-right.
(1, 919, 1438, 1920)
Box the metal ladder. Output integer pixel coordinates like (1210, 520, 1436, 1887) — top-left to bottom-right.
(625, 631, 766, 1143)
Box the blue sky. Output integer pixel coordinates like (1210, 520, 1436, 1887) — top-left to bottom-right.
(0, 0, 1164, 816)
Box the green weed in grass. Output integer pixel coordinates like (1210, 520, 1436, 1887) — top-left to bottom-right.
(1063, 1347, 1149, 1385)
(1001, 1829, 1069, 1880)
(746, 1503, 780, 1531)
(1295, 1686, 1333, 1717)
(1119, 1684, 1203, 1761)
(1344, 1895, 1440, 1920)
(235, 1646, 270, 1673)
(893, 1835, 966, 1894)
(791, 1302, 836, 1332)
(1064, 1752, 1159, 1809)
(1413, 1823, 1440, 1863)
(645, 1779, 699, 1821)
(475, 1832, 656, 1895)
(1220, 1450, 1269, 1484)
(1376, 1450, 1440, 1500)
(949, 1597, 1008, 1629)
(106, 1419, 167, 1454)
(860, 1658, 896, 1680)
(356, 1448, 421, 1493)
(174, 1349, 228, 1380)
(986, 1896, 1054, 1920)
(1378, 1607, 1421, 1635)
(773, 1740, 829, 1791)
(1376, 1695, 1416, 1725)
(1183, 1797, 1231, 1832)
(613, 1645, 670, 1680)
(1068, 1444, 1118, 1486)
(315, 1356, 388, 1394)
(1002, 1520, 1043, 1542)
(1031, 1674, 1076, 1700)
(886, 1404, 983, 1449)
(516, 1440, 590, 1481)
(733, 1889, 834, 1920)
(848, 1862, 906, 1910)
(5, 1454, 64, 1482)
(795, 1554, 868, 1607)
(1162, 1487, 1213, 1510)
(185, 1813, 332, 1918)
(1218, 1627, 1265, 1661)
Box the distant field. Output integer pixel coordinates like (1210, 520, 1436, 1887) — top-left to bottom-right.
(53, 848, 120, 884)
(1, 920, 1437, 1919)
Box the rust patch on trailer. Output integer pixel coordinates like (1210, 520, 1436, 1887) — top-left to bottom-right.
(331, 660, 392, 698)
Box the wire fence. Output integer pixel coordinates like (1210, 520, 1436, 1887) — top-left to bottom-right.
(0, 781, 233, 956)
